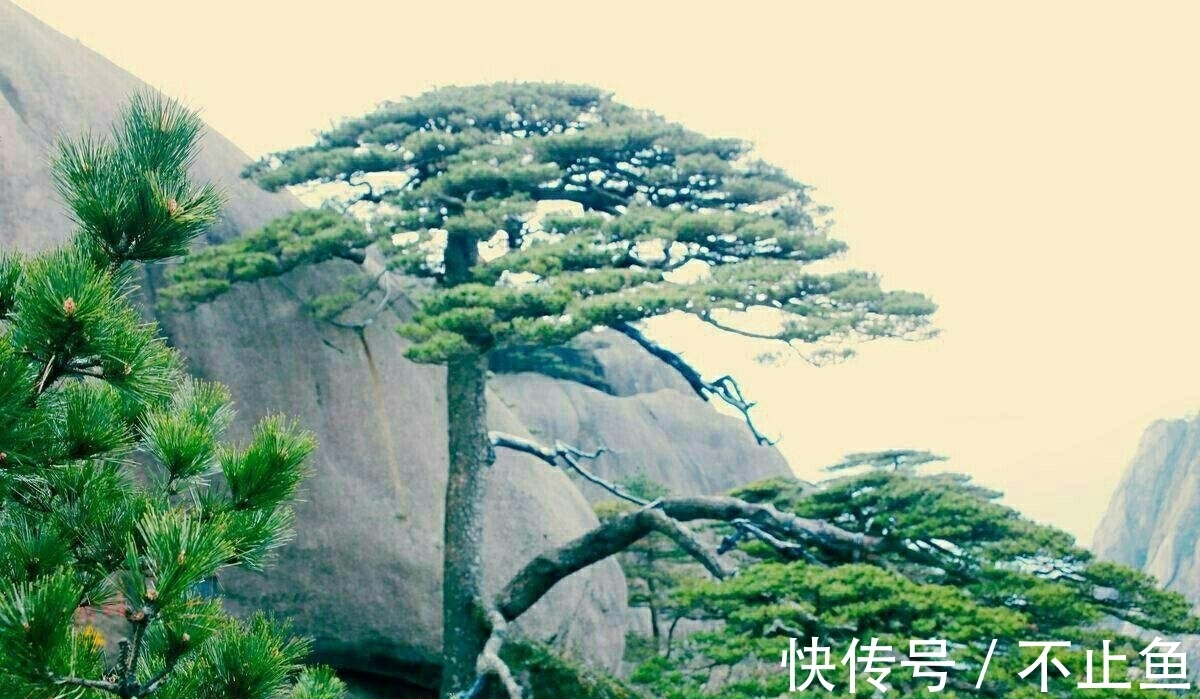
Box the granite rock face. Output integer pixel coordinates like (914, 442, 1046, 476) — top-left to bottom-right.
(2, 1, 627, 682)
(492, 330, 791, 501)
(2, 0, 794, 687)
(158, 262, 628, 683)
(1094, 415, 1200, 601)
(1094, 417, 1200, 680)
(0, 1, 294, 250)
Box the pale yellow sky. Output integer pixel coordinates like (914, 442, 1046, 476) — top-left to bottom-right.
(14, 0, 1200, 545)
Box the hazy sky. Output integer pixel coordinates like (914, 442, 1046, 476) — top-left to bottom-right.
(14, 0, 1200, 545)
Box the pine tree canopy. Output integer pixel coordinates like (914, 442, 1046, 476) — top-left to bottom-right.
(612, 471, 1200, 698)
(825, 449, 948, 472)
(0, 94, 344, 698)
(162, 82, 936, 365)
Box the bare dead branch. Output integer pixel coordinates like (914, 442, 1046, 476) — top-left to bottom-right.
(698, 314, 790, 343)
(489, 432, 647, 506)
(650, 514, 729, 579)
(614, 322, 775, 445)
(489, 432, 560, 466)
(706, 375, 775, 446)
(557, 451, 648, 507)
(727, 518, 815, 562)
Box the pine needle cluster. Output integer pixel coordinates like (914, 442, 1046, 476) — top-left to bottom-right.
(0, 94, 344, 699)
(162, 83, 937, 364)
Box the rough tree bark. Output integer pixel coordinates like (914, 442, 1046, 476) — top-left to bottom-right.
(441, 351, 494, 698)
(454, 488, 902, 696)
(494, 497, 875, 625)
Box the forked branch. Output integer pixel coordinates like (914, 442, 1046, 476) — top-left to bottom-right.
(489, 432, 646, 506)
(461, 610, 523, 699)
(614, 322, 775, 445)
(495, 496, 880, 624)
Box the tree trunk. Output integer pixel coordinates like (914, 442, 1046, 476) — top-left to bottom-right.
(646, 576, 662, 648)
(440, 350, 494, 697)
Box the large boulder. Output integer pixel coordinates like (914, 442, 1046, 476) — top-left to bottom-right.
(2, 1, 627, 683)
(158, 261, 627, 683)
(492, 330, 791, 500)
(2, 0, 795, 687)
(1094, 416, 1200, 680)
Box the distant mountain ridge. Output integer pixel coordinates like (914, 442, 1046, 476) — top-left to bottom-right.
(1094, 414, 1200, 602)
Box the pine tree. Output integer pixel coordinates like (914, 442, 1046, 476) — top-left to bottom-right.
(160, 82, 939, 698)
(625, 469, 1200, 698)
(0, 94, 344, 699)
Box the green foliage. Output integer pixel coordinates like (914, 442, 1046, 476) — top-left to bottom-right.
(53, 92, 223, 266)
(148, 83, 1187, 699)
(290, 667, 350, 699)
(154, 614, 311, 699)
(593, 475, 709, 658)
(499, 640, 646, 699)
(220, 416, 315, 512)
(141, 380, 234, 489)
(164, 82, 936, 365)
(825, 448, 947, 472)
(0, 94, 342, 698)
(487, 343, 611, 393)
(620, 471, 1199, 698)
(158, 208, 370, 311)
(0, 572, 88, 678)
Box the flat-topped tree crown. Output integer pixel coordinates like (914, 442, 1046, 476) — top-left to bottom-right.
(179, 82, 935, 365)
(826, 449, 948, 472)
(166, 83, 940, 697)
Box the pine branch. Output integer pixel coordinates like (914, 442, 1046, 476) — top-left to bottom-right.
(326, 268, 396, 330)
(461, 610, 523, 699)
(139, 648, 185, 695)
(614, 322, 776, 445)
(52, 675, 119, 693)
(121, 608, 152, 695)
(35, 354, 58, 396)
(488, 432, 647, 506)
(494, 495, 882, 624)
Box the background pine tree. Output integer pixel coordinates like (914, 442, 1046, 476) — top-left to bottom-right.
(619, 469, 1200, 698)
